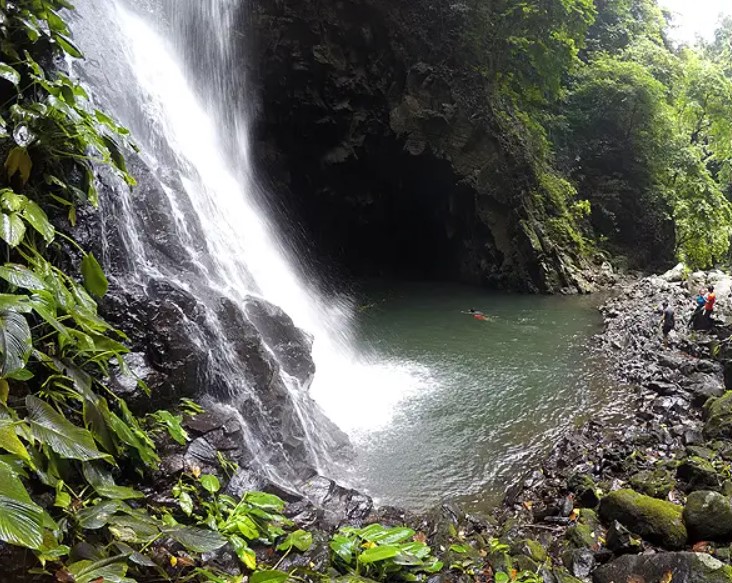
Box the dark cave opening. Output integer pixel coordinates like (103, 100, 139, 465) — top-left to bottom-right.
(260, 134, 477, 282)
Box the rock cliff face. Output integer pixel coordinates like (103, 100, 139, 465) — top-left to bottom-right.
(247, 0, 589, 292)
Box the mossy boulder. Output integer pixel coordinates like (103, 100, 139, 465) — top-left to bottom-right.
(552, 567, 584, 583)
(704, 391, 732, 440)
(566, 523, 597, 548)
(677, 456, 723, 493)
(510, 539, 547, 563)
(567, 473, 600, 508)
(629, 468, 676, 499)
(683, 491, 732, 542)
(565, 509, 602, 549)
(599, 489, 687, 549)
(593, 552, 732, 583)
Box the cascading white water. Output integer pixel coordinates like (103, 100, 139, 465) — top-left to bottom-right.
(68, 0, 430, 487)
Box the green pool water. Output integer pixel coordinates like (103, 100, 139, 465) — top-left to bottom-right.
(326, 281, 622, 511)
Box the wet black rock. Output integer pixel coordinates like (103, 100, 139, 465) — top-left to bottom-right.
(606, 520, 643, 555)
(297, 475, 374, 527)
(677, 457, 724, 493)
(563, 548, 596, 579)
(244, 297, 315, 385)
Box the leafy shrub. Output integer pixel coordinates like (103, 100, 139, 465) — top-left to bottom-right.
(330, 523, 443, 582)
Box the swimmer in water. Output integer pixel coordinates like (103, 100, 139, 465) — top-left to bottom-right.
(462, 308, 489, 321)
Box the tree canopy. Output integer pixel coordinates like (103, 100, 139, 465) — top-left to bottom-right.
(478, 0, 732, 269)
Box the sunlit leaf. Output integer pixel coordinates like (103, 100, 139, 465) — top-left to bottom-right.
(0, 63, 20, 86)
(0, 310, 32, 377)
(21, 201, 54, 243)
(0, 463, 44, 549)
(80, 253, 108, 297)
(0, 264, 46, 290)
(250, 570, 289, 583)
(4, 147, 32, 185)
(0, 213, 25, 247)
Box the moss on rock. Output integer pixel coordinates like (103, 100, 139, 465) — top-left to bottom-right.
(683, 490, 732, 542)
(677, 456, 724, 493)
(704, 391, 732, 440)
(510, 539, 547, 563)
(567, 473, 600, 508)
(629, 468, 676, 499)
(599, 489, 687, 549)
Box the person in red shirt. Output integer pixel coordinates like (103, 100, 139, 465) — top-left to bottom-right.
(703, 285, 716, 325)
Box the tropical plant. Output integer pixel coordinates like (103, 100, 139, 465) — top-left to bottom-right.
(329, 523, 443, 582)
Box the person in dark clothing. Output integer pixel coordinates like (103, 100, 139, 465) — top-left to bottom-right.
(661, 301, 675, 345)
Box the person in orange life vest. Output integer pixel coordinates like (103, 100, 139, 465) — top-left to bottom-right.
(703, 285, 716, 323)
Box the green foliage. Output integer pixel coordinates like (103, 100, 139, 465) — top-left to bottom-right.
(474, 0, 596, 107)
(330, 523, 443, 581)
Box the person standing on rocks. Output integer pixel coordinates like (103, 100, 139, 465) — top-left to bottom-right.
(660, 300, 675, 346)
(703, 285, 716, 325)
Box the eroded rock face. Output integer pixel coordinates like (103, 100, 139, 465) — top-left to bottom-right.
(246, 0, 589, 293)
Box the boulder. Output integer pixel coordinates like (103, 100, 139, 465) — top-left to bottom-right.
(683, 491, 732, 542)
(567, 473, 600, 508)
(606, 520, 643, 555)
(677, 457, 724, 493)
(684, 373, 726, 407)
(660, 263, 686, 282)
(629, 468, 676, 499)
(598, 489, 687, 549)
(704, 392, 732, 440)
(562, 548, 595, 579)
(593, 552, 732, 583)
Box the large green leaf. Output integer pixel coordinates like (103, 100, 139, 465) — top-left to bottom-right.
(0, 310, 32, 377)
(21, 200, 54, 243)
(76, 500, 121, 530)
(250, 570, 289, 583)
(26, 395, 109, 461)
(0, 464, 45, 549)
(107, 410, 159, 467)
(0, 213, 25, 247)
(162, 525, 227, 553)
(244, 491, 286, 511)
(80, 253, 108, 297)
(4, 147, 32, 186)
(0, 264, 46, 290)
(361, 525, 415, 545)
(67, 556, 131, 583)
(82, 462, 143, 500)
(358, 545, 401, 564)
(108, 513, 159, 543)
(0, 407, 30, 462)
(277, 529, 312, 552)
(53, 33, 83, 59)
(0, 63, 20, 86)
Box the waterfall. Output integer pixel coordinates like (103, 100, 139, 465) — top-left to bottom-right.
(68, 0, 429, 489)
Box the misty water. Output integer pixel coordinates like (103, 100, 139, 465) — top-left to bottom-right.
(320, 283, 618, 510)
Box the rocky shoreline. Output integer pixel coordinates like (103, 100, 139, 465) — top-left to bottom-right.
(476, 269, 732, 581)
(159, 269, 732, 583)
